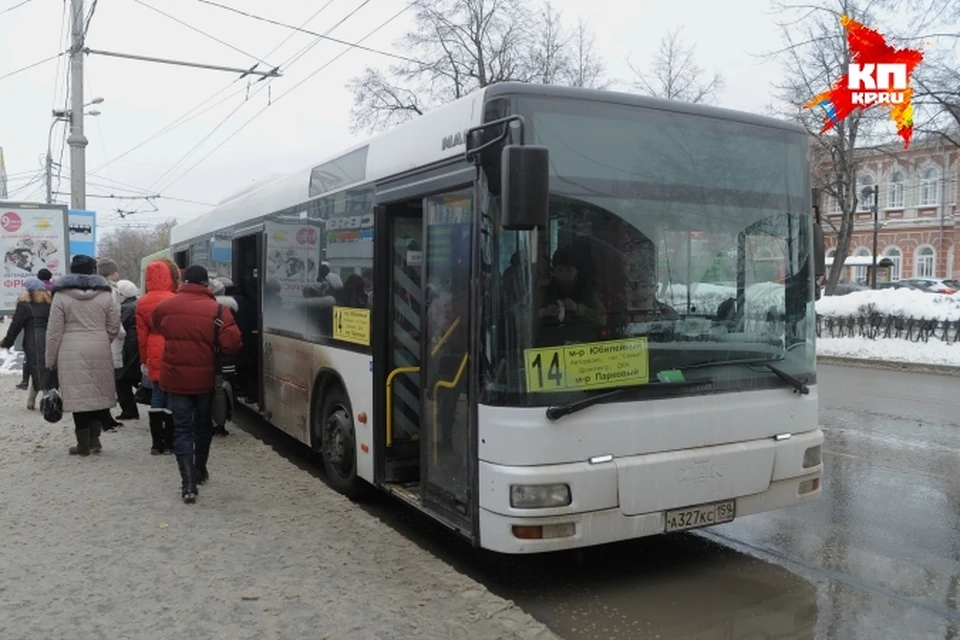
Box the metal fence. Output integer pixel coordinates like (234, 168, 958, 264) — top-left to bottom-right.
(817, 313, 960, 344)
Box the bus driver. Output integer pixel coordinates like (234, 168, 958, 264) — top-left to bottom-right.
(539, 246, 607, 344)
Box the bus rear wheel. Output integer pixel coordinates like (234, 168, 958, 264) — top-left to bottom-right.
(319, 387, 361, 498)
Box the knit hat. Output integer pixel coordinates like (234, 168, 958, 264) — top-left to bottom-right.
(97, 257, 119, 277)
(70, 254, 97, 275)
(183, 265, 209, 285)
(116, 279, 139, 298)
(217, 277, 234, 289)
(24, 277, 45, 292)
(37, 268, 53, 282)
(209, 279, 225, 296)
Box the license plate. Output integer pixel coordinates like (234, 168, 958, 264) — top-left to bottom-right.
(664, 500, 735, 532)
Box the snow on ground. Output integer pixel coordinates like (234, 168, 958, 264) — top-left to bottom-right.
(817, 336, 960, 366)
(815, 290, 960, 366)
(0, 348, 23, 375)
(0, 384, 557, 640)
(816, 289, 960, 321)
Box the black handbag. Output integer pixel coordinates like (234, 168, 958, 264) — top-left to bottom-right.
(40, 387, 63, 423)
(211, 305, 230, 426)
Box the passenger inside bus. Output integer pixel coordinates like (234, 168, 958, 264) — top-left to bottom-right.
(538, 246, 608, 344)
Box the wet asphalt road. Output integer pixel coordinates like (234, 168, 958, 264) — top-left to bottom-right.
(233, 363, 960, 640)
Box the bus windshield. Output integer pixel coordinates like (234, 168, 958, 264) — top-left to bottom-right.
(481, 96, 816, 406)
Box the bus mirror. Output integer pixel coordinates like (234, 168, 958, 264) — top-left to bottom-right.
(501, 144, 549, 230)
(813, 222, 826, 278)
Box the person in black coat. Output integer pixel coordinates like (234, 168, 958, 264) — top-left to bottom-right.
(114, 280, 142, 420)
(1, 278, 57, 410)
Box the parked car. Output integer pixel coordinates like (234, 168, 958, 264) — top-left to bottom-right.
(876, 281, 921, 291)
(827, 283, 868, 296)
(896, 278, 960, 294)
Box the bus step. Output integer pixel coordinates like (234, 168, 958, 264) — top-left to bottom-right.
(385, 481, 421, 506)
(385, 458, 420, 483)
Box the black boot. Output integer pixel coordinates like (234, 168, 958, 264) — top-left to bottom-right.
(89, 422, 103, 454)
(177, 456, 198, 503)
(148, 413, 164, 455)
(195, 445, 209, 485)
(69, 428, 91, 456)
(161, 414, 174, 455)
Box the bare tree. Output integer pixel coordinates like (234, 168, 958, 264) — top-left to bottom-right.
(627, 28, 724, 104)
(768, 0, 895, 295)
(565, 18, 609, 89)
(97, 219, 177, 288)
(346, 0, 607, 133)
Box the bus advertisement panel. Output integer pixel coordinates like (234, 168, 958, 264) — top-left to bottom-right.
(0, 202, 69, 315)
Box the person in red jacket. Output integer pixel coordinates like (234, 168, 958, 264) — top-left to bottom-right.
(136, 258, 181, 454)
(154, 265, 242, 504)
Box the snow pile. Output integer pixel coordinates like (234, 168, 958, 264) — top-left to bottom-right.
(816, 289, 960, 321)
(0, 348, 22, 375)
(818, 337, 960, 366)
(663, 282, 785, 316)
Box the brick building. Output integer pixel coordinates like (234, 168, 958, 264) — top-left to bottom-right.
(816, 137, 959, 283)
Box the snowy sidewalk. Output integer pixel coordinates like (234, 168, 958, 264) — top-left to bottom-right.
(0, 383, 557, 640)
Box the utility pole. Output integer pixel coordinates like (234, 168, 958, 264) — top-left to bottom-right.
(67, 0, 86, 211)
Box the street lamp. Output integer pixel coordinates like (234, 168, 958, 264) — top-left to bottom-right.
(45, 98, 104, 204)
(861, 185, 880, 289)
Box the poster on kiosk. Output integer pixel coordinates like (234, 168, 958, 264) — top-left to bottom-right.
(0, 201, 70, 316)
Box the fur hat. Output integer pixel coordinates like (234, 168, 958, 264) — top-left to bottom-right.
(70, 254, 97, 275)
(24, 277, 45, 292)
(116, 279, 139, 298)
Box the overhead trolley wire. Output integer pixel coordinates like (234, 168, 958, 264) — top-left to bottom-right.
(147, 0, 374, 194)
(156, 1, 415, 194)
(87, 1, 339, 177)
(133, 0, 278, 69)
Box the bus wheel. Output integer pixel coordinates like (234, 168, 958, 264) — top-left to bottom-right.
(320, 386, 360, 498)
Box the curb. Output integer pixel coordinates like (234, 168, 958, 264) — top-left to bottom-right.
(817, 355, 960, 376)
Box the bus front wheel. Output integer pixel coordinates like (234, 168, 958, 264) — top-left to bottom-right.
(319, 386, 361, 498)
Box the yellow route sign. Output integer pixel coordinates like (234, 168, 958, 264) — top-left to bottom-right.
(524, 337, 649, 393)
(333, 306, 371, 346)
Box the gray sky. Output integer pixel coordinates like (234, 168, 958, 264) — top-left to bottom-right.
(1, 0, 786, 235)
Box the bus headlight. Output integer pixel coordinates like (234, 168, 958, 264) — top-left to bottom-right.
(803, 445, 822, 468)
(510, 484, 572, 509)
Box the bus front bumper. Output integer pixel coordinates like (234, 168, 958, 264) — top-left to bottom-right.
(477, 429, 823, 554)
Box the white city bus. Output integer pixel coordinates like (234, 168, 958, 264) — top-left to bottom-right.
(170, 82, 824, 553)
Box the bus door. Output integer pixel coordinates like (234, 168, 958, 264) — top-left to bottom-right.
(382, 205, 424, 483)
(380, 179, 477, 536)
(232, 227, 264, 408)
(418, 188, 475, 530)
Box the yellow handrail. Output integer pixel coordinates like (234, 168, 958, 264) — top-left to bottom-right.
(432, 354, 469, 464)
(385, 366, 420, 447)
(430, 317, 461, 357)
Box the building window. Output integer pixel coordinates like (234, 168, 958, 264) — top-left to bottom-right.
(853, 246, 871, 283)
(883, 246, 902, 281)
(826, 194, 840, 212)
(857, 175, 875, 211)
(915, 245, 935, 277)
(886, 171, 904, 208)
(920, 168, 939, 206)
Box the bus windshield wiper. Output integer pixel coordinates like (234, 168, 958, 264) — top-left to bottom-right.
(679, 356, 810, 395)
(544, 357, 808, 422)
(545, 379, 707, 421)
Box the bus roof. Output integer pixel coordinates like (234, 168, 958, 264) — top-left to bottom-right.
(171, 82, 805, 246)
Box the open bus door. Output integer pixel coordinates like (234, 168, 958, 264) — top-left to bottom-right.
(377, 174, 478, 539)
(232, 226, 264, 408)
